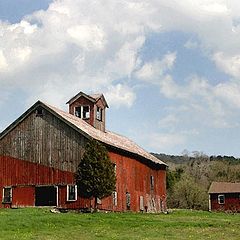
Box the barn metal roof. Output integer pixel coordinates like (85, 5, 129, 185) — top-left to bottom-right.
(208, 182, 240, 194)
(0, 101, 166, 166)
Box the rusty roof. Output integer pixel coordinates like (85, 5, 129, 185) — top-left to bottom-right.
(0, 101, 166, 166)
(208, 182, 240, 194)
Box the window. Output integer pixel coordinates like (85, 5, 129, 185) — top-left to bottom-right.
(139, 196, 144, 211)
(75, 107, 81, 118)
(150, 175, 154, 190)
(2, 187, 12, 203)
(36, 107, 44, 117)
(218, 194, 225, 204)
(74, 106, 90, 119)
(113, 163, 116, 175)
(126, 192, 131, 210)
(97, 198, 102, 205)
(67, 185, 77, 201)
(83, 106, 90, 119)
(113, 191, 117, 206)
(96, 107, 102, 121)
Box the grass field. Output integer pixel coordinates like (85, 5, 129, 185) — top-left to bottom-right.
(0, 208, 239, 240)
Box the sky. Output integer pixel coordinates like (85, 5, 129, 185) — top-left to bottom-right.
(1, 0, 240, 157)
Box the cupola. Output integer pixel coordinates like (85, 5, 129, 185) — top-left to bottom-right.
(66, 92, 108, 132)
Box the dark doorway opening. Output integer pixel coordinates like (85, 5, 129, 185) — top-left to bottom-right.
(35, 186, 57, 206)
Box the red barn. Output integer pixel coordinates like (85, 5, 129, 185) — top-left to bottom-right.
(0, 92, 167, 212)
(208, 182, 240, 212)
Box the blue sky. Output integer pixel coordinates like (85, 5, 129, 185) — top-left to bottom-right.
(1, 0, 240, 157)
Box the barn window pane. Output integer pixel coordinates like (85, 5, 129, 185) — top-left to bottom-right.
(83, 106, 90, 119)
(75, 106, 90, 119)
(126, 192, 131, 210)
(140, 196, 144, 211)
(75, 107, 81, 118)
(96, 107, 102, 121)
(113, 191, 117, 206)
(3, 187, 12, 203)
(35, 107, 44, 117)
(67, 185, 77, 201)
(218, 194, 225, 204)
(150, 175, 154, 190)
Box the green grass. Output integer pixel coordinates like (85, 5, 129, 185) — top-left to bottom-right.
(0, 208, 239, 240)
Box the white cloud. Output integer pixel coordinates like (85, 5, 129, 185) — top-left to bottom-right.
(214, 82, 240, 108)
(184, 39, 199, 49)
(135, 52, 176, 83)
(67, 24, 106, 50)
(158, 114, 179, 129)
(213, 52, 240, 78)
(105, 84, 136, 108)
(146, 132, 186, 152)
(200, 2, 229, 15)
(0, 50, 8, 72)
(1, 0, 240, 130)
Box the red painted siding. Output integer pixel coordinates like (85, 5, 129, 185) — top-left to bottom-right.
(13, 186, 35, 207)
(210, 193, 240, 212)
(0, 153, 166, 212)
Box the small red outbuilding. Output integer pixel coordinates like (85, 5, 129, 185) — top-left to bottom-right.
(208, 182, 240, 212)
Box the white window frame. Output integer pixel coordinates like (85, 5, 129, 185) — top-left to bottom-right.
(75, 106, 81, 118)
(67, 185, 77, 202)
(74, 106, 90, 119)
(113, 191, 117, 206)
(218, 194, 225, 204)
(139, 196, 144, 211)
(96, 107, 102, 121)
(2, 187, 12, 203)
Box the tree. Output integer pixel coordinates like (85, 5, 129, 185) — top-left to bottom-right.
(75, 138, 116, 210)
(170, 174, 208, 210)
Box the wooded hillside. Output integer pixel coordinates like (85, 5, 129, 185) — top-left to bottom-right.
(153, 152, 240, 210)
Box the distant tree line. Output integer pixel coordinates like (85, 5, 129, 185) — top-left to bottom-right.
(153, 151, 240, 210)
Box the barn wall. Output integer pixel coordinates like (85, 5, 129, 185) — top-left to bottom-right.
(0, 155, 81, 208)
(98, 151, 167, 212)
(0, 109, 86, 172)
(0, 152, 166, 212)
(0, 105, 166, 212)
(210, 193, 240, 212)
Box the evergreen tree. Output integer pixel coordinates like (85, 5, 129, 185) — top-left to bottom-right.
(75, 138, 116, 210)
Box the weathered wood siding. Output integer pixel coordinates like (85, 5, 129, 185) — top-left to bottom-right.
(0, 109, 86, 172)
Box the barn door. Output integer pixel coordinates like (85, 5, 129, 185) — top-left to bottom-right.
(35, 186, 57, 206)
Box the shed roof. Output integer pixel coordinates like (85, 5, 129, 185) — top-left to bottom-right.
(208, 182, 240, 194)
(0, 101, 166, 167)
